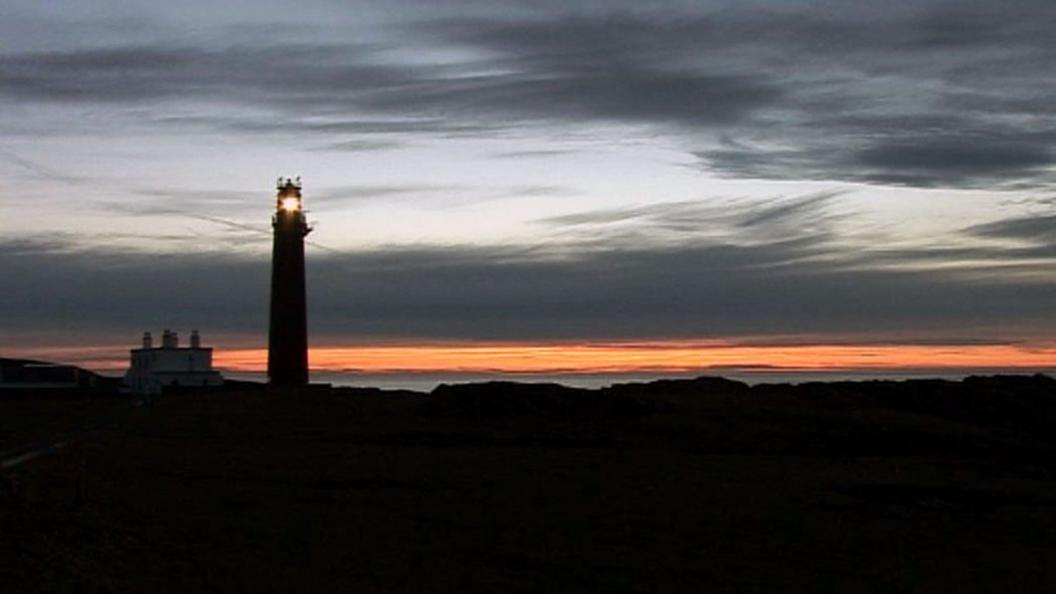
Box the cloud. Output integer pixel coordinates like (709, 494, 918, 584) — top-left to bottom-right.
(838, 209, 1056, 280)
(309, 139, 405, 152)
(3, 2, 1056, 188)
(5, 193, 1056, 345)
(965, 214, 1056, 244)
(0, 148, 97, 185)
(538, 191, 847, 245)
(701, 128, 1056, 189)
(491, 149, 578, 159)
(0, 31, 779, 127)
(857, 139, 1053, 186)
(308, 184, 464, 205)
(736, 191, 846, 229)
(420, 7, 1056, 187)
(0, 44, 403, 104)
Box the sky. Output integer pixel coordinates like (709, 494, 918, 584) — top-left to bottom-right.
(2, 0, 1056, 382)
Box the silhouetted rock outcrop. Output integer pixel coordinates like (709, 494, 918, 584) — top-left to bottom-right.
(603, 376, 750, 406)
(427, 381, 668, 418)
(745, 375, 1056, 442)
(422, 375, 1056, 438)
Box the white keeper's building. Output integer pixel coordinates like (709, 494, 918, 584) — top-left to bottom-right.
(124, 329, 224, 395)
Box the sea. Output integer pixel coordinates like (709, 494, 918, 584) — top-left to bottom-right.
(221, 367, 1056, 393)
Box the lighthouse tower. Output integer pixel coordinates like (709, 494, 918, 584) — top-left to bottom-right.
(268, 177, 311, 386)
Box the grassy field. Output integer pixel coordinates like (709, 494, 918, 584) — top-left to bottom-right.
(0, 394, 134, 452)
(2, 379, 1055, 593)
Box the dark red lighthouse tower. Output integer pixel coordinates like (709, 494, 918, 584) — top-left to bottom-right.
(268, 177, 311, 386)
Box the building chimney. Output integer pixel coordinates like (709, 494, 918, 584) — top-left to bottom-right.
(162, 329, 179, 349)
(143, 331, 153, 349)
(190, 330, 201, 349)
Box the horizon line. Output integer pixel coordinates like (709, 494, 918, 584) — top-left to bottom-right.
(5, 340, 1056, 377)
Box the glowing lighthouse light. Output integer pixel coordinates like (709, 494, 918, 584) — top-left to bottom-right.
(274, 175, 304, 214)
(281, 196, 301, 212)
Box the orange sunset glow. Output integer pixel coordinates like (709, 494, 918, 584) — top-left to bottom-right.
(11, 341, 1055, 377)
(213, 341, 1056, 375)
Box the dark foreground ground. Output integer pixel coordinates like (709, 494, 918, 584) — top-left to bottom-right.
(3, 376, 1056, 593)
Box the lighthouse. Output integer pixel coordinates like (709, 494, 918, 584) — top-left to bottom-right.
(268, 177, 311, 386)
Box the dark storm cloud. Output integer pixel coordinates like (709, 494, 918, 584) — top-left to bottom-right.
(7, 190, 1056, 343)
(3, 2, 1056, 188)
(0, 29, 779, 127)
(423, 6, 1056, 187)
(0, 44, 426, 114)
(702, 134, 1056, 189)
(5, 228, 1056, 343)
(855, 140, 1053, 186)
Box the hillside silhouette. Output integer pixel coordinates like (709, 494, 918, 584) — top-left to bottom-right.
(3, 375, 1056, 593)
